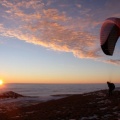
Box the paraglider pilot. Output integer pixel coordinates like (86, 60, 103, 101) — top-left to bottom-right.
(107, 81, 115, 96)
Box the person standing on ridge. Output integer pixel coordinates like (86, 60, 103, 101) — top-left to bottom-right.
(107, 81, 115, 96)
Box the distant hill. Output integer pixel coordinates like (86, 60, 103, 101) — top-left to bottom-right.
(0, 91, 24, 99)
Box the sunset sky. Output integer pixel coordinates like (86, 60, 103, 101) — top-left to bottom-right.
(0, 0, 120, 83)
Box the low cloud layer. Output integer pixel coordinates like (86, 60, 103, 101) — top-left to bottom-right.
(0, 0, 120, 64)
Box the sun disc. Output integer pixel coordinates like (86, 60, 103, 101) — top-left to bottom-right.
(0, 80, 3, 85)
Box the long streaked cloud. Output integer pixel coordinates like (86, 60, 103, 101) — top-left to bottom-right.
(108, 59, 120, 65)
(0, 0, 120, 64)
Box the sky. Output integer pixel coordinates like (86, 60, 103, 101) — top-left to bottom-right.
(0, 0, 120, 84)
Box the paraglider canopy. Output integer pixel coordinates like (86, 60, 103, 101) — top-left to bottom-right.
(100, 17, 120, 55)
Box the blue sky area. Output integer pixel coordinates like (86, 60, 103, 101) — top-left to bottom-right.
(0, 0, 120, 83)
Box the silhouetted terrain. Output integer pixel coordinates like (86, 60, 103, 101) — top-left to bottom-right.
(0, 90, 120, 120)
(0, 91, 24, 99)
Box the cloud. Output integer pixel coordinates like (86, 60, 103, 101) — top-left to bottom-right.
(0, 0, 120, 65)
(76, 4, 82, 8)
(105, 59, 120, 65)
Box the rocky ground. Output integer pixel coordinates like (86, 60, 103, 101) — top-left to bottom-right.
(0, 90, 120, 120)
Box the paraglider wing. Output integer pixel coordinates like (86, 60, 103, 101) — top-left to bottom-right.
(100, 17, 120, 55)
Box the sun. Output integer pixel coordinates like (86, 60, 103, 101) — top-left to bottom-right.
(0, 80, 3, 85)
